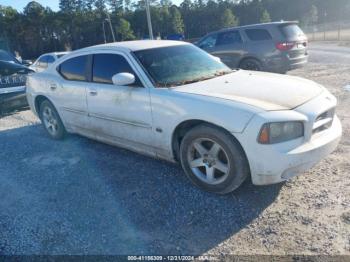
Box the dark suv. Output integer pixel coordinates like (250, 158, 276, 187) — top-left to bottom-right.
(0, 60, 33, 114)
(195, 21, 308, 74)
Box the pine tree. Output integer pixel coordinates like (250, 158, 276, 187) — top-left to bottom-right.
(170, 7, 184, 34)
(116, 18, 136, 40)
(221, 9, 239, 28)
(260, 9, 271, 23)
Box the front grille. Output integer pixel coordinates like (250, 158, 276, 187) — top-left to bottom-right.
(313, 108, 335, 134)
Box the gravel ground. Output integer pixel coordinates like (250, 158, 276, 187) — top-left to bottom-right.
(0, 42, 349, 256)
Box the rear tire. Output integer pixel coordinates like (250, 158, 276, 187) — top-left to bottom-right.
(239, 58, 262, 71)
(179, 124, 249, 194)
(39, 100, 66, 140)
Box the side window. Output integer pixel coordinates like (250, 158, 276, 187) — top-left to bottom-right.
(58, 55, 88, 81)
(37, 56, 48, 68)
(198, 34, 217, 49)
(216, 31, 242, 46)
(245, 29, 272, 41)
(92, 53, 142, 86)
(47, 56, 55, 64)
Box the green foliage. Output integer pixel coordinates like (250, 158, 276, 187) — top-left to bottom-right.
(260, 9, 271, 23)
(221, 9, 239, 28)
(302, 5, 318, 26)
(116, 18, 136, 40)
(170, 7, 184, 34)
(1, 0, 348, 58)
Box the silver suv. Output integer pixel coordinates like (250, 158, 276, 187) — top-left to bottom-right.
(195, 21, 308, 74)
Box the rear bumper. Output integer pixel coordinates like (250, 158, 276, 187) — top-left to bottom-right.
(265, 53, 308, 73)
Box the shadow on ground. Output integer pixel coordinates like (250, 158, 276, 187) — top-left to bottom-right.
(0, 107, 29, 119)
(0, 124, 282, 255)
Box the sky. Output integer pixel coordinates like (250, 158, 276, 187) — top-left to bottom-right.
(1, 0, 60, 11)
(0, 0, 182, 11)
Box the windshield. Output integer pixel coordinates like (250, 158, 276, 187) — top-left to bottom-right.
(133, 45, 232, 87)
(0, 50, 20, 64)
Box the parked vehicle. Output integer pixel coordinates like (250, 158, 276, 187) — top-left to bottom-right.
(195, 21, 308, 74)
(30, 52, 69, 72)
(26, 40, 341, 194)
(0, 60, 33, 114)
(0, 49, 32, 66)
(0, 49, 21, 64)
(167, 34, 185, 41)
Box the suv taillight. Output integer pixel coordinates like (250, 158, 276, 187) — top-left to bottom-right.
(276, 42, 295, 51)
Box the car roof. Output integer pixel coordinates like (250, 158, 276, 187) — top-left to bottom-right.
(41, 51, 69, 56)
(81, 40, 190, 52)
(209, 21, 298, 34)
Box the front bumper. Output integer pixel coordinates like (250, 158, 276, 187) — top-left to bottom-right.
(0, 89, 28, 113)
(234, 91, 342, 185)
(250, 116, 341, 185)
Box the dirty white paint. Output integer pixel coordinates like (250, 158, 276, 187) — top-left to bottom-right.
(26, 40, 343, 187)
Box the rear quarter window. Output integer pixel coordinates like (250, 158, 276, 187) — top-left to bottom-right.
(245, 29, 272, 41)
(279, 24, 305, 39)
(58, 55, 88, 81)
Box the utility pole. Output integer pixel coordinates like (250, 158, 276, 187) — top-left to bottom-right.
(145, 0, 154, 39)
(102, 20, 107, 43)
(106, 10, 116, 42)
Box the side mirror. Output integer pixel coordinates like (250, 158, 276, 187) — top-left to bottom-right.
(112, 72, 135, 86)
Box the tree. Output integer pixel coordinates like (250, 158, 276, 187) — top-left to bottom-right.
(170, 7, 184, 34)
(116, 18, 135, 40)
(221, 8, 239, 28)
(260, 9, 271, 23)
(1, 0, 346, 59)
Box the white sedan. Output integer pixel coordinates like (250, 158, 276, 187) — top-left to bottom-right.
(26, 40, 342, 194)
(30, 51, 69, 72)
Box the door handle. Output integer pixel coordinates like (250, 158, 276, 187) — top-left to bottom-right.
(89, 90, 98, 96)
(50, 84, 57, 91)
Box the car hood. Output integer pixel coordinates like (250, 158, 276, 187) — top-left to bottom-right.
(173, 70, 324, 111)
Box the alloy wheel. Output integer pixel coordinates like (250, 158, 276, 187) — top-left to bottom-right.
(187, 138, 230, 185)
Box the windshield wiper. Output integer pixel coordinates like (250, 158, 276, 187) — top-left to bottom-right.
(155, 70, 234, 87)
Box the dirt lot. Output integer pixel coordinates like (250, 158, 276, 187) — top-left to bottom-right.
(0, 42, 349, 256)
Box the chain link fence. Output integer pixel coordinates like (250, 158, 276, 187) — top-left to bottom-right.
(302, 20, 350, 41)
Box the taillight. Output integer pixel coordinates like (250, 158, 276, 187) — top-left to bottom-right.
(276, 42, 295, 51)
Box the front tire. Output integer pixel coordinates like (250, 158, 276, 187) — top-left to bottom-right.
(39, 100, 66, 140)
(239, 58, 262, 71)
(179, 124, 249, 194)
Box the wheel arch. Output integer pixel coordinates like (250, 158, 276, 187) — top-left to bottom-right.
(238, 56, 262, 67)
(171, 119, 250, 169)
(34, 95, 63, 125)
(34, 95, 52, 115)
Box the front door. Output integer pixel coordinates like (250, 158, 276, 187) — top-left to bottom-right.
(85, 52, 154, 152)
(211, 30, 244, 68)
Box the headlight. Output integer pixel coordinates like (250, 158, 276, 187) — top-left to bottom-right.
(258, 121, 304, 144)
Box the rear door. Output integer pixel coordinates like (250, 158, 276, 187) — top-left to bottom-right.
(53, 54, 90, 130)
(244, 28, 276, 58)
(211, 30, 244, 68)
